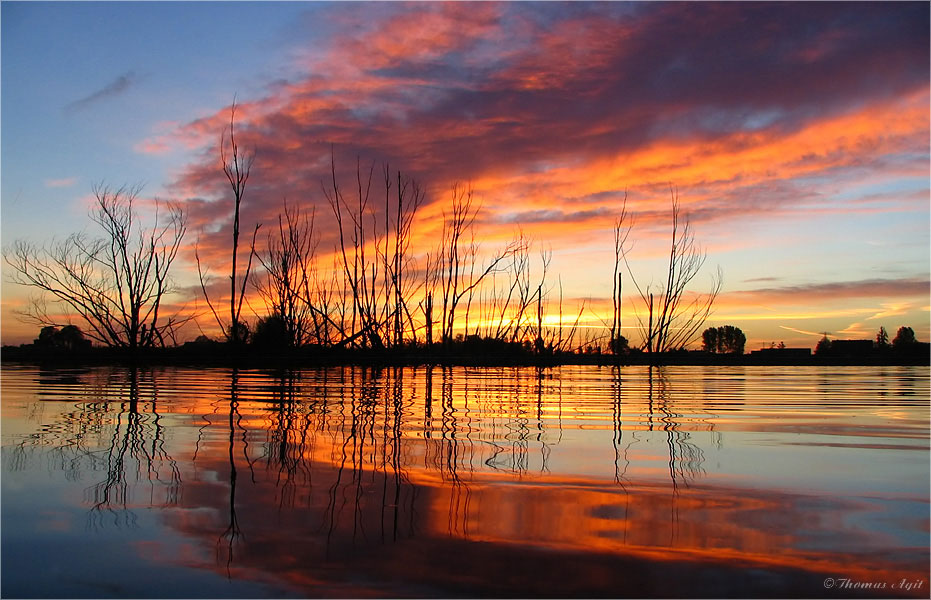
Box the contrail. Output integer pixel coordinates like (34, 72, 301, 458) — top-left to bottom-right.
(778, 325, 824, 337)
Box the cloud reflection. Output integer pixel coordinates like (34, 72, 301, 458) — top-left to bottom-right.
(7, 365, 928, 597)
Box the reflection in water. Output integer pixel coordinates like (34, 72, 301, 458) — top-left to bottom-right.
(2, 365, 928, 597)
(218, 369, 247, 573)
(8, 368, 183, 530)
(88, 369, 181, 530)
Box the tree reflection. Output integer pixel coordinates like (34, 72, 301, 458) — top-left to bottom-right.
(86, 368, 181, 529)
(6, 364, 927, 598)
(479, 367, 555, 476)
(639, 367, 706, 490)
(308, 366, 421, 555)
(198, 363, 570, 568)
(3, 367, 183, 530)
(535, 367, 553, 475)
(612, 365, 635, 486)
(381, 366, 408, 542)
(216, 368, 246, 574)
(639, 367, 710, 543)
(440, 366, 471, 537)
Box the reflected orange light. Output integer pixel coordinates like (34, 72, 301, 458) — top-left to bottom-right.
(5, 365, 928, 597)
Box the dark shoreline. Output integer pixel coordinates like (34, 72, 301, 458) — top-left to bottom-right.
(2, 343, 928, 369)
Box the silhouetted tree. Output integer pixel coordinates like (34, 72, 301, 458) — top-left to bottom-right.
(434, 183, 523, 346)
(892, 326, 916, 349)
(701, 327, 719, 353)
(33, 325, 90, 350)
(56, 325, 91, 350)
(5, 184, 186, 349)
(323, 154, 383, 348)
(252, 313, 289, 348)
(478, 230, 532, 343)
(35, 326, 59, 347)
(815, 333, 832, 355)
(227, 320, 251, 345)
(196, 100, 260, 345)
(383, 167, 425, 347)
(255, 201, 317, 347)
(610, 192, 632, 356)
(875, 327, 889, 348)
(609, 335, 629, 355)
(702, 325, 745, 354)
(626, 188, 722, 354)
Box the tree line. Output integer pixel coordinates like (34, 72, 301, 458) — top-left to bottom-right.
(5, 105, 721, 358)
(815, 326, 922, 354)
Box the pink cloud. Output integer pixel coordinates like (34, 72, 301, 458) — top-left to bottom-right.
(44, 177, 78, 188)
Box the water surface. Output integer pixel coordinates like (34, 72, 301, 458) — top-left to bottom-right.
(2, 365, 928, 597)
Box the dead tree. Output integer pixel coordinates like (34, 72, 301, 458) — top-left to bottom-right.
(196, 101, 260, 345)
(611, 192, 632, 354)
(481, 233, 530, 342)
(626, 188, 722, 354)
(254, 201, 318, 347)
(389, 170, 425, 347)
(435, 184, 522, 346)
(484, 240, 584, 354)
(321, 155, 431, 349)
(375, 165, 425, 348)
(323, 154, 385, 349)
(548, 276, 587, 354)
(420, 251, 439, 347)
(5, 184, 186, 349)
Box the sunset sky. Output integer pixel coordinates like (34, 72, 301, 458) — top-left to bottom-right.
(2, 1, 929, 348)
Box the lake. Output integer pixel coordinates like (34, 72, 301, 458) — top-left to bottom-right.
(1, 364, 928, 598)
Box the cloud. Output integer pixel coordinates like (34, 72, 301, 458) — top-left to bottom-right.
(495, 206, 614, 225)
(137, 2, 928, 289)
(64, 71, 139, 113)
(834, 322, 875, 338)
(727, 278, 930, 304)
(44, 177, 78, 188)
(865, 302, 915, 321)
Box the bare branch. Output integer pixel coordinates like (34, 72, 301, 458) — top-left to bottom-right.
(4, 184, 186, 349)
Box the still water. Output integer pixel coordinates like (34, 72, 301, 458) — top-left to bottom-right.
(2, 364, 928, 598)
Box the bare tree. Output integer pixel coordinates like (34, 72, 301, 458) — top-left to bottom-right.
(481, 240, 585, 354)
(5, 184, 186, 349)
(435, 183, 523, 346)
(387, 169, 425, 347)
(196, 101, 260, 344)
(626, 188, 722, 354)
(420, 251, 439, 347)
(254, 201, 318, 347)
(319, 154, 430, 349)
(481, 231, 531, 342)
(610, 192, 632, 355)
(536, 274, 587, 355)
(323, 153, 383, 348)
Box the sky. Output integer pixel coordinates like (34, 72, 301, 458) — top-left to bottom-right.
(2, 1, 929, 349)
